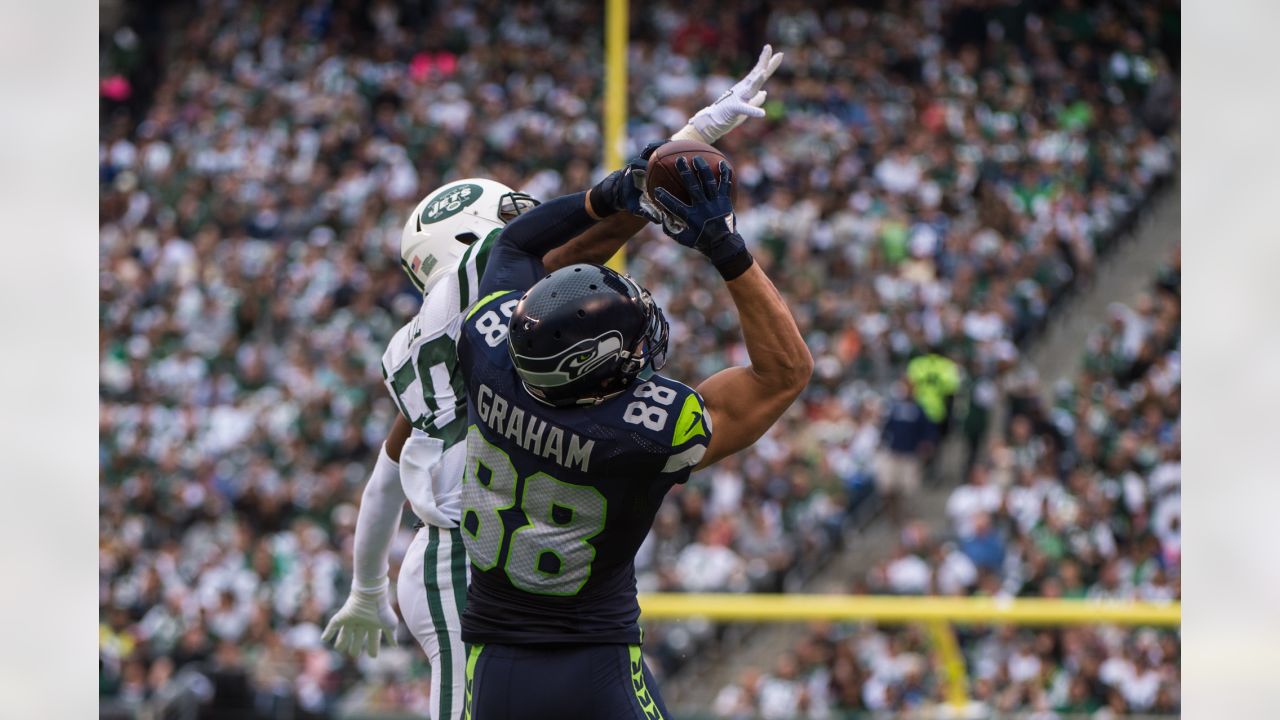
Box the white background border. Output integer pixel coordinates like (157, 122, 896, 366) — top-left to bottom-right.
(1182, 0, 1280, 718)
(0, 0, 1274, 717)
(0, 1, 100, 717)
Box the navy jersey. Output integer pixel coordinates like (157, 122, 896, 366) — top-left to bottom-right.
(455, 290, 712, 645)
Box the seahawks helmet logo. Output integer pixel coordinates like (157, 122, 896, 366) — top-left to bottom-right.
(514, 331, 624, 388)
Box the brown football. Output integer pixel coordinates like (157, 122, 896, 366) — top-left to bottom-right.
(645, 139, 734, 208)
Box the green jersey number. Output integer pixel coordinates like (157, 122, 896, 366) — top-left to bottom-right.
(460, 426, 606, 596)
(385, 334, 467, 447)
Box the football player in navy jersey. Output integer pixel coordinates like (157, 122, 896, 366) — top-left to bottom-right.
(323, 46, 787, 720)
(455, 152, 813, 719)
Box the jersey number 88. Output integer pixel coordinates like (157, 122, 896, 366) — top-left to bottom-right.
(460, 427, 606, 596)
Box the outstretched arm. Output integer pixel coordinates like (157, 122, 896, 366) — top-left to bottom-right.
(543, 213, 647, 271)
(546, 45, 785, 272)
(477, 191, 604, 296)
(651, 155, 812, 471)
(672, 44, 783, 144)
(694, 263, 812, 469)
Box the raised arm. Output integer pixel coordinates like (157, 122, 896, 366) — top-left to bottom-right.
(651, 156, 813, 471)
(692, 263, 812, 469)
(545, 44, 785, 272)
(477, 190, 605, 296)
(543, 213, 647, 271)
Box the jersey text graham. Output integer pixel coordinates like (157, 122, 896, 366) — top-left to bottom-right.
(474, 383, 594, 472)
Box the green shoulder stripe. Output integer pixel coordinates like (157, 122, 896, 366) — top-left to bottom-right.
(472, 228, 500, 280)
(457, 229, 501, 311)
(672, 392, 709, 447)
(466, 290, 512, 321)
(456, 242, 477, 312)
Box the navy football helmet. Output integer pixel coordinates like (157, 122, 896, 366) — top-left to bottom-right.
(508, 264, 669, 407)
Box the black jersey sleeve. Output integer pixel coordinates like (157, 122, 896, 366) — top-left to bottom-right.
(607, 375, 713, 485)
(457, 290, 521, 389)
(477, 191, 599, 297)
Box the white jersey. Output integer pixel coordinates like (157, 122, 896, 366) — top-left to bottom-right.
(381, 230, 498, 527)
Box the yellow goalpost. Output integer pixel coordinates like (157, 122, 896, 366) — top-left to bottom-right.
(605, 6, 1181, 713)
(638, 594, 1180, 709)
(604, 0, 628, 272)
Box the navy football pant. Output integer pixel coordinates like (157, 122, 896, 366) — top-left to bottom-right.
(462, 643, 671, 719)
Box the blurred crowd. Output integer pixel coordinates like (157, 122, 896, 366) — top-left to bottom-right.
(714, 248, 1180, 718)
(99, 0, 1178, 716)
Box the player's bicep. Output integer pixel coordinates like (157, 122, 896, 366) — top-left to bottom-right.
(463, 293, 520, 352)
(693, 365, 801, 471)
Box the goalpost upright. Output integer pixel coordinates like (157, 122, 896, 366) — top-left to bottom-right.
(639, 593, 1181, 711)
(604, 0, 628, 272)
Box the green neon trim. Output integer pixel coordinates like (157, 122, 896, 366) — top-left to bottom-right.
(672, 392, 708, 447)
(629, 645, 666, 719)
(466, 290, 511, 321)
(463, 643, 484, 720)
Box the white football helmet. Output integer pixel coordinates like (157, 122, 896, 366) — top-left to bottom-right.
(400, 178, 540, 293)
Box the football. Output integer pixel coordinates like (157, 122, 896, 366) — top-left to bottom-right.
(646, 139, 734, 207)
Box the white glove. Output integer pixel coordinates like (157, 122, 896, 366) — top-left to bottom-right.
(322, 582, 399, 659)
(677, 44, 785, 144)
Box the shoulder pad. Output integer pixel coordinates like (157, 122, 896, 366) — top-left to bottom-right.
(459, 290, 522, 363)
(609, 376, 711, 473)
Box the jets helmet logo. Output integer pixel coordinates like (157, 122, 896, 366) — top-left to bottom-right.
(514, 331, 624, 388)
(420, 183, 483, 224)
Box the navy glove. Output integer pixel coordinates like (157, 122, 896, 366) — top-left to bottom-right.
(651, 156, 754, 280)
(588, 141, 668, 219)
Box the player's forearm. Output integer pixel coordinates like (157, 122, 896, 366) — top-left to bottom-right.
(724, 263, 813, 395)
(544, 213, 647, 271)
(352, 443, 407, 591)
(385, 412, 413, 461)
(480, 191, 603, 295)
(501, 191, 599, 258)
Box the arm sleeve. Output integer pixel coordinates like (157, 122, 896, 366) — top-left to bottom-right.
(478, 191, 599, 296)
(352, 444, 407, 592)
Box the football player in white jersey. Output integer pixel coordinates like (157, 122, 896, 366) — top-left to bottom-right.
(322, 46, 784, 720)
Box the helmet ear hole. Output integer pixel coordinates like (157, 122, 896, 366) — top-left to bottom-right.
(577, 310, 586, 318)
(455, 232, 480, 245)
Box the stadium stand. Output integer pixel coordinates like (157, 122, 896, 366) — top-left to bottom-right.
(99, 0, 1178, 716)
(711, 247, 1180, 717)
